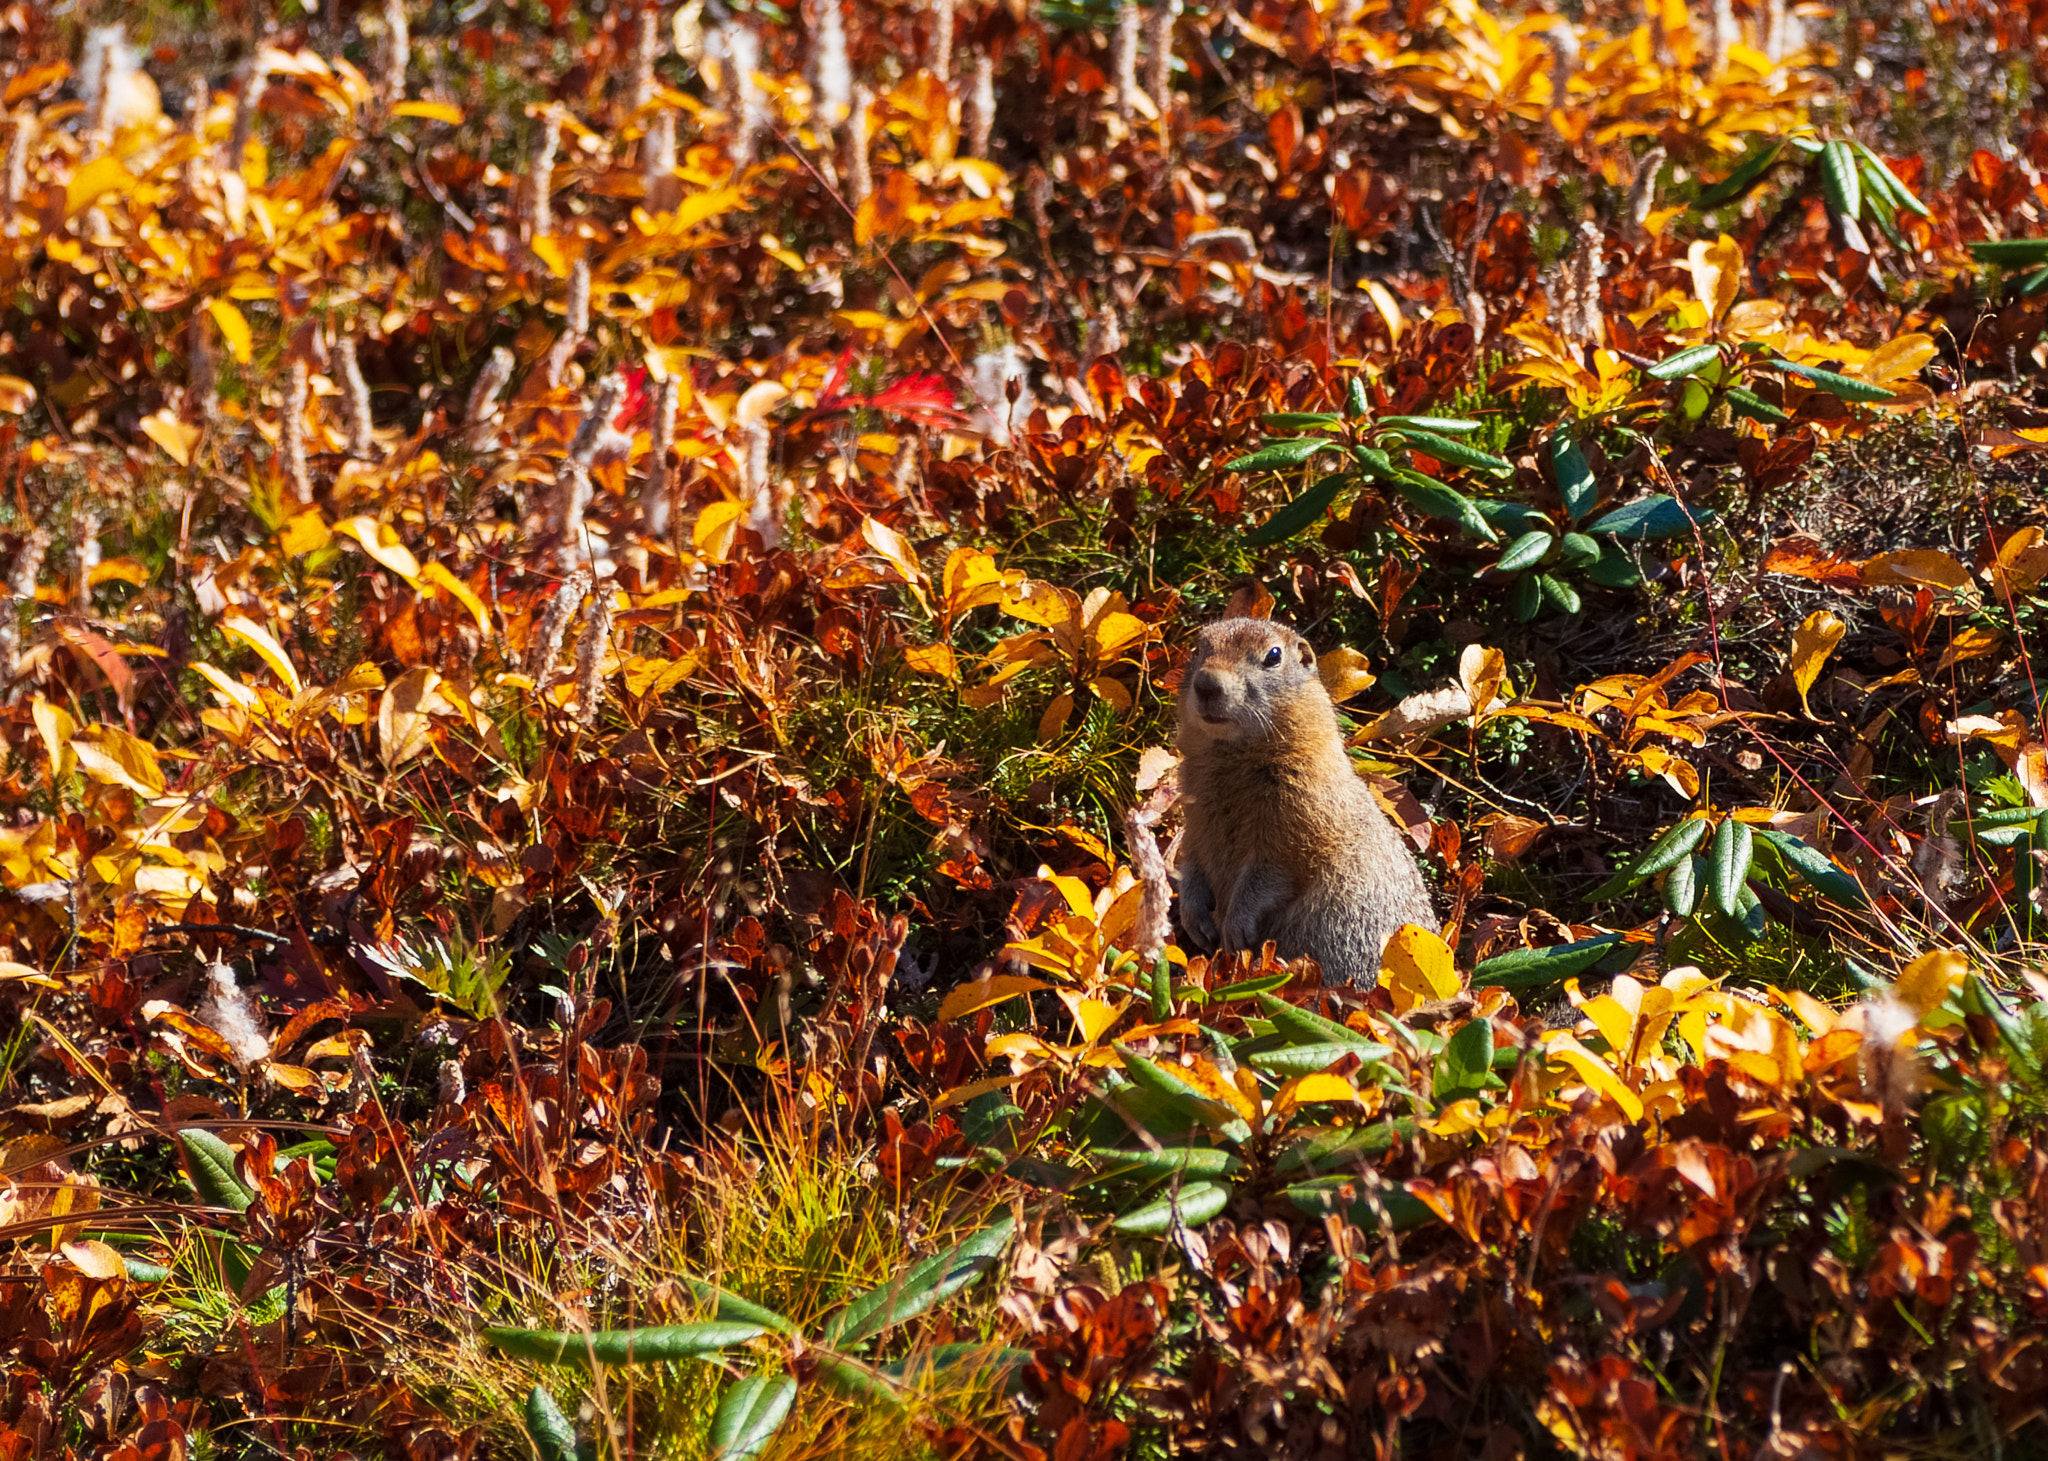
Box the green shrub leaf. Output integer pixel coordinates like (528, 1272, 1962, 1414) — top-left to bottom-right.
(1111, 1179, 1231, 1235)
(525, 1385, 577, 1461)
(1710, 818, 1755, 917)
(177, 1130, 254, 1214)
(481, 1322, 765, 1367)
(1471, 934, 1626, 989)
(709, 1375, 797, 1461)
(1225, 437, 1338, 471)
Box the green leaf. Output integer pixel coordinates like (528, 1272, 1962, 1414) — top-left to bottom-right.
(1726, 386, 1790, 425)
(1350, 445, 1398, 478)
(1378, 414, 1484, 434)
(1820, 140, 1861, 227)
(1662, 854, 1702, 918)
(1255, 994, 1387, 1056)
(1275, 1120, 1411, 1172)
(1472, 498, 1549, 533)
(1695, 141, 1786, 209)
(1557, 532, 1600, 568)
(1092, 1146, 1243, 1180)
(1387, 428, 1513, 477)
(1854, 143, 1928, 216)
(122, 1258, 171, 1284)
(812, 1356, 900, 1404)
(177, 1130, 254, 1214)
(1537, 574, 1581, 614)
(1282, 1178, 1435, 1233)
(1244, 1041, 1384, 1077)
(1345, 376, 1370, 419)
(1149, 952, 1174, 1021)
(1644, 343, 1721, 381)
(822, 1216, 1014, 1349)
(679, 1280, 801, 1336)
(1389, 473, 1498, 542)
(525, 1385, 578, 1461)
(1494, 530, 1553, 574)
(1969, 238, 2048, 268)
(1590, 817, 1708, 899)
(1225, 438, 1338, 471)
(1248, 472, 1350, 545)
(1709, 818, 1754, 918)
(1584, 541, 1644, 588)
(1755, 829, 1868, 908)
(482, 1322, 766, 1367)
(1551, 432, 1597, 523)
(709, 1375, 797, 1461)
(1434, 1018, 1495, 1103)
(1511, 572, 1541, 621)
(1771, 359, 1897, 403)
(1206, 972, 1294, 1002)
(1471, 934, 1626, 990)
(1111, 1179, 1231, 1235)
(1587, 494, 1714, 541)
(1258, 412, 1344, 429)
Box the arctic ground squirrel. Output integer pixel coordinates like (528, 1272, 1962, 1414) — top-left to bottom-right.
(1175, 617, 1435, 987)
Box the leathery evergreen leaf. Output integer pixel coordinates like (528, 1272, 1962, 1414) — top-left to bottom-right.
(708, 1375, 797, 1461)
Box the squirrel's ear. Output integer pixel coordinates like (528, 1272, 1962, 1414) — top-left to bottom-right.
(1297, 639, 1314, 667)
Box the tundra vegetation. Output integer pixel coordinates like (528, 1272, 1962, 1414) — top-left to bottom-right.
(1, 1, 2047, 1457)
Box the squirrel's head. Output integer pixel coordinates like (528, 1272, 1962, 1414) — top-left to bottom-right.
(1178, 617, 1322, 745)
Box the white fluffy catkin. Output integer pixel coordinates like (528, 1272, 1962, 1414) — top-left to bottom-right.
(1145, 0, 1180, 120)
(967, 53, 995, 159)
(845, 86, 873, 206)
(464, 345, 515, 445)
(72, 513, 99, 612)
(629, 5, 663, 113)
(715, 22, 765, 168)
(337, 336, 375, 459)
(1548, 22, 1578, 117)
(811, 0, 852, 127)
(928, 0, 955, 82)
(530, 104, 563, 242)
(227, 53, 262, 174)
(1114, 3, 1140, 121)
(0, 529, 50, 685)
(644, 109, 679, 212)
(526, 568, 592, 679)
(379, 0, 410, 105)
(201, 963, 273, 1068)
(544, 257, 592, 388)
(188, 310, 219, 424)
(3, 114, 32, 230)
(283, 358, 311, 501)
(641, 375, 680, 537)
(571, 587, 615, 726)
(1627, 147, 1666, 234)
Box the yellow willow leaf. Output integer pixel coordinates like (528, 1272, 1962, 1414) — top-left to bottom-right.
(1786, 609, 1845, 715)
(391, 99, 464, 123)
(1457, 642, 1507, 716)
(937, 974, 1050, 1022)
(1059, 991, 1125, 1045)
(420, 562, 491, 634)
(1163, 1054, 1261, 1122)
(734, 380, 789, 428)
(941, 547, 1012, 622)
(140, 409, 201, 467)
(1861, 333, 1937, 386)
(693, 500, 744, 564)
(0, 375, 36, 413)
(189, 662, 261, 712)
(219, 615, 303, 695)
(70, 725, 165, 797)
(620, 653, 697, 699)
(1358, 276, 1404, 342)
(902, 643, 958, 680)
(1859, 549, 1971, 590)
(1937, 625, 2003, 671)
(1272, 1071, 1368, 1113)
(65, 155, 134, 217)
(334, 516, 422, 582)
(31, 698, 78, 779)
(1380, 923, 1460, 1013)
(1894, 948, 1968, 1017)
(206, 299, 253, 365)
(1037, 691, 1075, 743)
(930, 1074, 1024, 1111)
(1688, 233, 1742, 323)
(378, 665, 444, 771)
(860, 516, 930, 611)
(1317, 646, 1376, 702)
(276, 509, 330, 558)
(1545, 1036, 1645, 1121)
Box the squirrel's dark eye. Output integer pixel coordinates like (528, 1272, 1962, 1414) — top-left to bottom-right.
(1262, 646, 1283, 668)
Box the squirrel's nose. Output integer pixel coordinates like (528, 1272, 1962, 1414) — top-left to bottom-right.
(1192, 669, 1224, 708)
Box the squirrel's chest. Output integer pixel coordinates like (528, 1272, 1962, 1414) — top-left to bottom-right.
(1187, 755, 1341, 853)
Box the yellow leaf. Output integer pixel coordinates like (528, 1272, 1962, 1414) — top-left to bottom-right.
(1317, 646, 1376, 702)
(929, 1074, 1025, 1111)
(693, 500, 745, 564)
(1860, 549, 1972, 590)
(1688, 234, 1742, 324)
(206, 299, 253, 365)
(937, 974, 1049, 1022)
(1786, 609, 1845, 714)
(391, 99, 464, 123)
(87, 557, 150, 588)
(333, 517, 422, 582)
(1937, 625, 2003, 671)
(0, 376, 35, 414)
(903, 643, 959, 680)
(219, 615, 303, 695)
(1358, 277, 1404, 343)
(378, 666, 445, 771)
(1893, 948, 1967, 1017)
(65, 155, 134, 217)
(1060, 991, 1125, 1045)
(941, 546, 1013, 621)
(621, 653, 698, 698)
(860, 516, 930, 611)
(1860, 333, 1937, 386)
(531, 234, 574, 277)
(70, 724, 165, 797)
(190, 662, 262, 712)
(1545, 1036, 1645, 1121)
(1380, 922, 1461, 1013)
(140, 409, 202, 468)
(421, 562, 491, 634)
(276, 509, 330, 558)
(1457, 642, 1507, 716)
(1159, 1053, 1261, 1122)
(1037, 691, 1075, 743)
(735, 380, 789, 428)
(1271, 1071, 1368, 1113)
(31, 698, 78, 779)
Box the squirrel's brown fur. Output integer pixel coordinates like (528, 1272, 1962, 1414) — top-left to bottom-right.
(1175, 617, 1435, 987)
